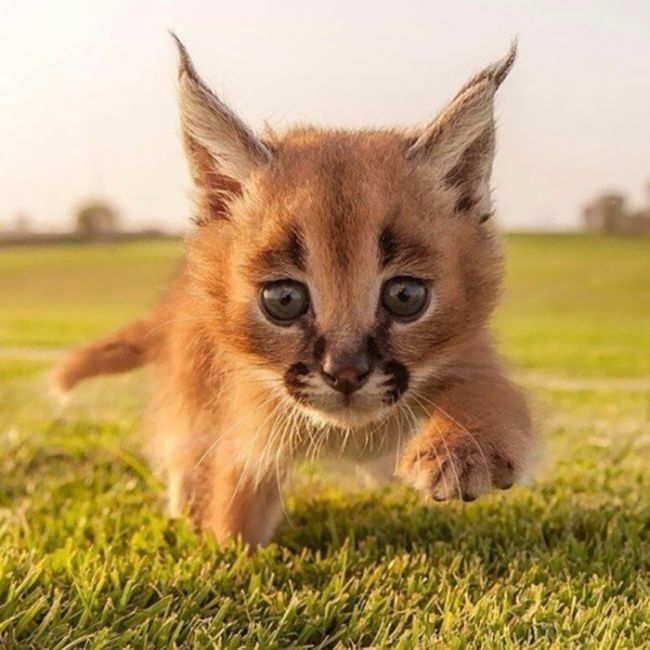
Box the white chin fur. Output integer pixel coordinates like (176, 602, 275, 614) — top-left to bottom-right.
(300, 403, 391, 429)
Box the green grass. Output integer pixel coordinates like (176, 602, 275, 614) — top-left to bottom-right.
(0, 235, 648, 648)
(0, 241, 180, 347)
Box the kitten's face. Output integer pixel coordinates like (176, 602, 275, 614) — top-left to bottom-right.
(191, 130, 502, 428)
(176, 38, 513, 429)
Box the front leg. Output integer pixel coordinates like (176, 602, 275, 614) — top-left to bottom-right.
(198, 460, 285, 547)
(397, 372, 534, 502)
(164, 397, 292, 547)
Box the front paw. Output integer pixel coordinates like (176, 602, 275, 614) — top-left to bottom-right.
(397, 432, 517, 502)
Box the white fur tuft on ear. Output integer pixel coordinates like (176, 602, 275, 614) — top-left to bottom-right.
(171, 33, 272, 185)
(407, 41, 517, 216)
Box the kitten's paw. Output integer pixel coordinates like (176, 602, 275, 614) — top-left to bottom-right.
(397, 432, 516, 502)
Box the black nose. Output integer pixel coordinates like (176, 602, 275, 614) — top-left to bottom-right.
(320, 348, 371, 394)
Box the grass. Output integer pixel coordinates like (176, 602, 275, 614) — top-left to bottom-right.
(0, 234, 648, 648)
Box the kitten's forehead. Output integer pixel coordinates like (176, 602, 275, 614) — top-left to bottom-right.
(265, 131, 408, 248)
(245, 129, 439, 282)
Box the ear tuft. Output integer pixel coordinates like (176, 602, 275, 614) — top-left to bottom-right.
(494, 39, 518, 86)
(169, 31, 196, 82)
(407, 41, 517, 218)
(452, 39, 517, 100)
(170, 33, 272, 223)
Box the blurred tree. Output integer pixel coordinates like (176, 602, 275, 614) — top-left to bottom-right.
(74, 200, 120, 239)
(13, 211, 32, 234)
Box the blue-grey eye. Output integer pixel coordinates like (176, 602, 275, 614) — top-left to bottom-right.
(260, 280, 309, 323)
(381, 277, 428, 319)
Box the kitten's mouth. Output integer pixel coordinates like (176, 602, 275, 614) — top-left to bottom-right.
(282, 360, 409, 429)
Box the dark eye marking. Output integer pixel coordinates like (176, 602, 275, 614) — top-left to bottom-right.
(366, 334, 383, 363)
(287, 228, 306, 270)
(313, 335, 326, 361)
(379, 227, 398, 267)
(377, 227, 433, 269)
(247, 226, 306, 280)
(382, 359, 409, 403)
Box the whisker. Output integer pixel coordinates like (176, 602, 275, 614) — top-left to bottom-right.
(226, 397, 290, 508)
(193, 393, 279, 469)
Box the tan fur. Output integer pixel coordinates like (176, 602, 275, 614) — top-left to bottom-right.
(56, 38, 535, 546)
(55, 311, 162, 390)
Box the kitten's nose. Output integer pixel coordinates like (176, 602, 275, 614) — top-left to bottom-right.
(320, 348, 371, 394)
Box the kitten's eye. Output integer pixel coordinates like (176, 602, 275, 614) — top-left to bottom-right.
(260, 280, 309, 323)
(381, 277, 429, 320)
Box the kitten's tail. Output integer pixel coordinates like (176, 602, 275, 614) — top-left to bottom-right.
(53, 312, 163, 393)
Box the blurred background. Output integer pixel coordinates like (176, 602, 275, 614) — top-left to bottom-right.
(2, 0, 650, 239)
(1, 4, 649, 646)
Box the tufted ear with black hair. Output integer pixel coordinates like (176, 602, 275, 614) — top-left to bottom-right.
(171, 33, 273, 223)
(407, 42, 516, 220)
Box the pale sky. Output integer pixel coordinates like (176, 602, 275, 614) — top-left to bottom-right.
(1, 1, 649, 232)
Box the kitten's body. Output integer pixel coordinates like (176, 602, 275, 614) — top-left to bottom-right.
(57, 39, 535, 546)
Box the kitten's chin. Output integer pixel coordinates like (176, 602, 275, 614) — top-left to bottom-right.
(299, 402, 392, 429)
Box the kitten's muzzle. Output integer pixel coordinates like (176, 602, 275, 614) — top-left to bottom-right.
(320, 347, 371, 395)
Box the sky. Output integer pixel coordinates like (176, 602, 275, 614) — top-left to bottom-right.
(1, 1, 650, 232)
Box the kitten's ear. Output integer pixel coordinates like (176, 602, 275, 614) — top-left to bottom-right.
(171, 34, 273, 221)
(407, 42, 516, 219)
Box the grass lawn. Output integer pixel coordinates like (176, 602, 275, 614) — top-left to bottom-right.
(0, 235, 648, 648)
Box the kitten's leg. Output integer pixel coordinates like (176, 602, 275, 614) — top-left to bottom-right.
(157, 431, 286, 545)
(167, 472, 184, 518)
(144, 413, 198, 519)
(397, 370, 535, 501)
(198, 460, 285, 547)
(167, 456, 201, 519)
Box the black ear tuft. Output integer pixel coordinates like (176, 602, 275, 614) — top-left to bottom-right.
(407, 42, 516, 219)
(171, 33, 273, 224)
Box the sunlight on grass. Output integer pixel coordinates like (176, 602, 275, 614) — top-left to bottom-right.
(1, 235, 648, 647)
